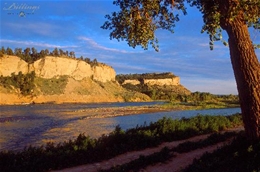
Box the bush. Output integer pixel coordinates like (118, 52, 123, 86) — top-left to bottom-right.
(34, 76, 68, 95)
(0, 72, 35, 95)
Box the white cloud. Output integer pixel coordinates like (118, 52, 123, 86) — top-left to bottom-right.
(5, 22, 62, 37)
(0, 39, 78, 49)
(78, 36, 136, 54)
(110, 62, 151, 74)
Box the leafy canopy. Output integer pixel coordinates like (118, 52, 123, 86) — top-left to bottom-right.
(101, 0, 260, 51)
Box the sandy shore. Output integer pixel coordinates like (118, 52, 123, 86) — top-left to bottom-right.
(71, 105, 176, 119)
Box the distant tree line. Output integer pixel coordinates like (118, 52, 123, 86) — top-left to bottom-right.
(0, 71, 35, 95)
(0, 46, 99, 66)
(170, 92, 234, 102)
(116, 72, 177, 84)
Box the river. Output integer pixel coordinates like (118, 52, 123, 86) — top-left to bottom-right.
(0, 102, 241, 152)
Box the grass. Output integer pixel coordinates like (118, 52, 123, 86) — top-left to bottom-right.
(0, 114, 243, 172)
(34, 76, 68, 95)
(164, 101, 239, 110)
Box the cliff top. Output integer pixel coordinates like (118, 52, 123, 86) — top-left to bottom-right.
(116, 72, 178, 84)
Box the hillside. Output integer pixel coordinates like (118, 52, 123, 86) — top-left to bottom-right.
(0, 51, 192, 104)
(116, 73, 191, 100)
(0, 55, 150, 104)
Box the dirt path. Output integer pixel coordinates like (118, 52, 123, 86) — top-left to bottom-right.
(52, 126, 243, 172)
(142, 140, 230, 172)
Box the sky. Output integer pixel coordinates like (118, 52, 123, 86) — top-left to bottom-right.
(1, 0, 259, 95)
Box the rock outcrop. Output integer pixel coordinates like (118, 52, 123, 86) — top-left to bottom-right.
(118, 73, 191, 99)
(0, 56, 29, 76)
(122, 77, 180, 86)
(144, 78, 180, 86)
(0, 55, 150, 104)
(0, 55, 115, 82)
(122, 79, 141, 85)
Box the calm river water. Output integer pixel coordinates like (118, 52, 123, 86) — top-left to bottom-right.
(0, 102, 241, 152)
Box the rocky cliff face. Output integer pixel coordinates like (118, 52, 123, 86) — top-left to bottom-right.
(0, 55, 150, 104)
(92, 65, 116, 82)
(144, 78, 180, 86)
(0, 56, 29, 76)
(0, 55, 115, 82)
(122, 77, 180, 86)
(119, 73, 190, 99)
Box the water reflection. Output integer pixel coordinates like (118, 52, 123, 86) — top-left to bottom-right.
(40, 117, 118, 145)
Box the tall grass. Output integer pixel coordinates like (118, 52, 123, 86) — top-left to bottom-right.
(34, 76, 68, 95)
(0, 114, 242, 172)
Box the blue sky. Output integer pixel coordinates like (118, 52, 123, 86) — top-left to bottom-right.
(1, 0, 259, 94)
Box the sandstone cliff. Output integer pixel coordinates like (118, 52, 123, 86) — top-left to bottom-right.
(0, 55, 115, 82)
(0, 55, 150, 104)
(122, 77, 180, 86)
(117, 73, 191, 100)
(0, 55, 29, 76)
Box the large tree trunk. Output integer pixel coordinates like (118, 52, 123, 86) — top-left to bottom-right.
(219, 0, 260, 140)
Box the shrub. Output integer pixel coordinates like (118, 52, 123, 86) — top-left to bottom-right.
(34, 76, 68, 95)
(0, 72, 35, 95)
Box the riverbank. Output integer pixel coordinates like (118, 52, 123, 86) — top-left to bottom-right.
(0, 114, 243, 172)
(0, 102, 241, 152)
(71, 105, 176, 119)
(69, 103, 240, 119)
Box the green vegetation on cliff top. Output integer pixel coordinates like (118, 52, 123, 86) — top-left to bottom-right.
(116, 72, 177, 84)
(0, 46, 102, 66)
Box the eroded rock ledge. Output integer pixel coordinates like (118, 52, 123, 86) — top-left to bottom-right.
(0, 55, 116, 82)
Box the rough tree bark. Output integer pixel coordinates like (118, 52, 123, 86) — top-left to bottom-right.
(219, 0, 260, 140)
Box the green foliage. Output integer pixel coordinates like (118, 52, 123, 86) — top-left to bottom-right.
(176, 92, 238, 103)
(0, 114, 242, 172)
(1, 46, 6, 54)
(116, 72, 176, 84)
(52, 48, 59, 56)
(188, 0, 260, 49)
(101, 0, 187, 51)
(0, 72, 35, 95)
(6, 47, 14, 55)
(102, 0, 260, 51)
(34, 76, 68, 95)
(118, 75, 239, 107)
(2, 47, 104, 67)
(142, 114, 242, 140)
(89, 58, 99, 67)
(116, 72, 188, 101)
(117, 74, 238, 106)
(168, 92, 239, 109)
